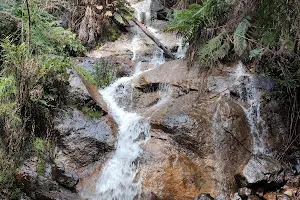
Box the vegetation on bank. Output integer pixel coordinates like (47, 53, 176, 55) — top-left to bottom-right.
(168, 0, 300, 84)
(0, 0, 130, 197)
(168, 0, 300, 158)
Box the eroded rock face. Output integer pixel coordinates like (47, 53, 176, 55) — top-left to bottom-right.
(130, 60, 256, 198)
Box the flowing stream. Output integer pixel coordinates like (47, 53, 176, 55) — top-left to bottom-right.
(81, 0, 183, 199)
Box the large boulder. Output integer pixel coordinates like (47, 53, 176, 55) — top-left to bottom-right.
(132, 60, 253, 198)
(53, 108, 116, 171)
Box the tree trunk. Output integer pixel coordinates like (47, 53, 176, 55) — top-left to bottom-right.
(25, 0, 31, 50)
(133, 18, 175, 59)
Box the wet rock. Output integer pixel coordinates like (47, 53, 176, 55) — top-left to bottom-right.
(52, 166, 79, 189)
(238, 187, 252, 197)
(242, 155, 282, 184)
(252, 75, 276, 90)
(36, 191, 83, 200)
(230, 193, 242, 200)
(53, 108, 115, 170)
(247, 195, 260, 200)
(149, 192, 161, 200)
(134, 62, 253, 198)
(286, 175, 300, 187)
(255, 188, 264, 197)
(195, 193, 215, 200)
(16, 158, 63, 199)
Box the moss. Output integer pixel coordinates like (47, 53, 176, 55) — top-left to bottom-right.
(33, 138, 46, 176)
(81, 106, 103, 120)
(107, 24, 121, 42)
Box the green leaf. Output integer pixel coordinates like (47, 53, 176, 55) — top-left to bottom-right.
(113, 13, 128, 26)
(249, 49, 263, 60)
(233, 17, 251, 56)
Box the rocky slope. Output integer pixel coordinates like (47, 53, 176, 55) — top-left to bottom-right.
(16, 0, 300, 199)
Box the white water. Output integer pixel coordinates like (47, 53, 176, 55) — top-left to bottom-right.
(232, 64, 268, 154)
(80, 0, 187, 198)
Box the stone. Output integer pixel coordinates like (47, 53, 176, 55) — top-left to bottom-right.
(281, 185, 298, 197)
(286, 175, 300, 187)
(238, 187, 252, 197)
(16, 158, 64, 199)
(36, 191, 83, 200)
(255, 188, 264, 197)
(53, 109, 116, 170)
(149, 192, 161, 200)
(230, 193, 242, 200)
(195, 193, 215, 200)
(133, 62, 253, 198)
(263, 193, 277, 200)
(276, 194, 291, 200)
(247, 195, 260, 200)
(242, 155, 282, 184)
(52, 166, 79, 189)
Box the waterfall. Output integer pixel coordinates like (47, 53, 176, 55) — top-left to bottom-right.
(231, 64, 269, 154)
(79, 0, 186, 198)
(94, 75, 151, 200)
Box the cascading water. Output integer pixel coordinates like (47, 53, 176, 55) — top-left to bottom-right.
(80, 0, 186, 198)
(232, 64, 269, 154)
(94, 76, 151, 200)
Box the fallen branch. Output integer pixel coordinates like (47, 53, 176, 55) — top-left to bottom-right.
(73, 67, 109, 113)
(132, 18, 175, 59)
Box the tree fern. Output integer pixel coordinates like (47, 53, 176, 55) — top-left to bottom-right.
(199, 32, 229, 63)
(233, 17, 251, 56)
(167, 0, 230, 40)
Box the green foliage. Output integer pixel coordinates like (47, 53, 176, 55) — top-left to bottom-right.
(110, 0, 134, 26)
(167, 0, 230, 40)
(249, 49, 263, 60)
(74, 58, 116, 89)
(0, 152, 21, 200)
(254, 0, 290, 47)
(74, 65, 97, 85)
(199, 32, 229, 63)
(27, 5, 85, 55)
(92, 58, 116, 88)
(33, 138, 46, 175)
(0, 76, 19, 120)
(81, 106, 103, 119)
(233, 17, 251, 56)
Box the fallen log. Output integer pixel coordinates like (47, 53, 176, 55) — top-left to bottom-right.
(132, 18, 175, 59)
(73, 67, 109, 113)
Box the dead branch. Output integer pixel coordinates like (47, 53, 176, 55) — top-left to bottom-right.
(132, 18, 175, 59)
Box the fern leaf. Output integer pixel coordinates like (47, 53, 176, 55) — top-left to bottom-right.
(199, 32, 228, 62)
(233, 17, 251, 56)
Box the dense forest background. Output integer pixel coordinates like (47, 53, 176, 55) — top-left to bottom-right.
(0, 0, 299, 199)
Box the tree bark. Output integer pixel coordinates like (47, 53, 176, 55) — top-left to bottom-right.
(133, 18, 175, 59)
(25, 0, 31, 50)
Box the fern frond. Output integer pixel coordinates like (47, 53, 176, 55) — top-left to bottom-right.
(199, 32, 229, 62)
(233, 17, 251, 56)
